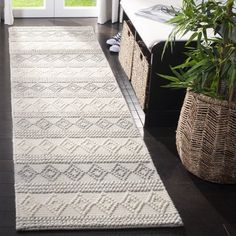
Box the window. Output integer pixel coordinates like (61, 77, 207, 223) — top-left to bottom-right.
(13, 0, 98, 17)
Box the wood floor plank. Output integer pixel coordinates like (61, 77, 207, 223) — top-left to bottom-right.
(0, 160, 14, 172)
(0, 18, 235, 236)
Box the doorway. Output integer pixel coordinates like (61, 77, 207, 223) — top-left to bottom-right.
(13, 0, 97, 18)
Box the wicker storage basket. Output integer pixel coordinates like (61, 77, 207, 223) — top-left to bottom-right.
(176, 90, 236, 183)
(119, 20, 135, 80)
(131, 41, 150, 109)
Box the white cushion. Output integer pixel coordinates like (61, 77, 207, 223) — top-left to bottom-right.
(120, 0, 191, 51)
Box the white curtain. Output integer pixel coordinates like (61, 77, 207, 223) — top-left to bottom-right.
(97, 0, 119, 24)
(0, 0, 14, 25)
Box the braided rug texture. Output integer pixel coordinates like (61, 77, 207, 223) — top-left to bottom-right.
(9, 27, 182, 230)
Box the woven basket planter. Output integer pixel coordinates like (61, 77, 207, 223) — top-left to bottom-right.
(176, 90, 236, 183)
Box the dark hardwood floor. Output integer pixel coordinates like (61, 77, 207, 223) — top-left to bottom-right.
(0, 18, 236, 236)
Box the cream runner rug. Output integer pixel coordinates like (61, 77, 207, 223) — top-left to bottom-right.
(9, 27, 182, 230)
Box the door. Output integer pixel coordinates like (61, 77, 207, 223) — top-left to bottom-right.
(13, 0, 54, 17)
(13, 0, 98, 17)
(55, 0, 97, 17)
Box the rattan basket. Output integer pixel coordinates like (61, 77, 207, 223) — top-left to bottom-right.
(176, 90, 236, 183)
(131, 41, 150, 109)
(119, 20, 135, 80)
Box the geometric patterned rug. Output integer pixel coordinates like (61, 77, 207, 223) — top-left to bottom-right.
(9, 26, 183, 230)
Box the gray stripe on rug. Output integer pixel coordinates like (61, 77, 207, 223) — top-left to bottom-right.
(9, 26, 183, 231)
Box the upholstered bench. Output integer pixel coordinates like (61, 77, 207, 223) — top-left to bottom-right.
(119, 0, 192, 127)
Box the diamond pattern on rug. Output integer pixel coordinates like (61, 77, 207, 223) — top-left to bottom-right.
(70, 194, 92, 214)
(9, 26, 182, 231)
(39, 139, 55, 153)
(121, 193, 143, 214)
(36, 118, 52, 130)
(96, 195, 118, 215)
(56, 118, 73, 130)
(18, 165, 38, 182)
(41, 165, 61, 181)
(111, 163, 131, 181)
(64, 164, 85, 181)
(17, 119, 32, 129)
(76, 118, 93, 129)
(45, 195, 67, 216)
(19, 195, 42, 216)
(87, 164, 108, 181)
(96, 118, 113, 129)
(16, 163, 159, 183)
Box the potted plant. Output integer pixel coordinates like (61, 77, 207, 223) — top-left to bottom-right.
(161, 0, 236, 183)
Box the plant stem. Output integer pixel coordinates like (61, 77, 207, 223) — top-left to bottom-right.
(217, 0, 234, 100)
